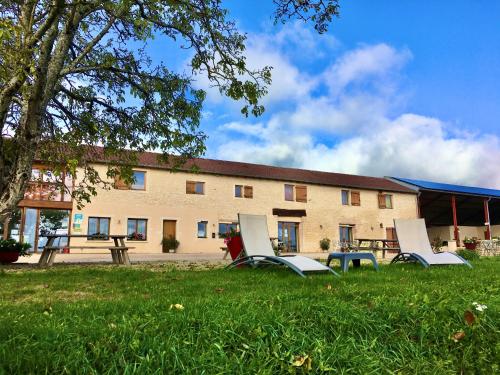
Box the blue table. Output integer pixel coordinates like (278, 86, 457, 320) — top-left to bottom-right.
(327, 252, 379, 272)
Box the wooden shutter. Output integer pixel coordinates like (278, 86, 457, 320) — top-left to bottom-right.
(295, 186, 307, 203)
(186, 181, 196, 194)
(351, 191, 361, 206)
(378, 193, 386, 208)
(244, 185, 253, 198)
(114, 176, 129, 190)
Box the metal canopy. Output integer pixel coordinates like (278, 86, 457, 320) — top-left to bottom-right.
(388, 177, 500, 227)
(389, 177, 500, 198)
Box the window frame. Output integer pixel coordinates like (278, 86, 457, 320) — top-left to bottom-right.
(197, 221, 208, 238)
(341, 190, 350, 205)
(127, 218, 148, 241)
(378, 193, 394, 209)
(186, 181, 205, 195)
(234, 185, 243, 198)
(131, 170, 146, 190)
(218, 222, 238, 238)
(87, 217, 110, 240)
(284, 184, 294, 201)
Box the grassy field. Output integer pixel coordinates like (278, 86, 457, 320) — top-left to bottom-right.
(0, 258, 498, 374)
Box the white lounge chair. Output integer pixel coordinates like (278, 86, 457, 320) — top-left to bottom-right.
(391, 218, 472, 268)
(228, 214, 338, 277)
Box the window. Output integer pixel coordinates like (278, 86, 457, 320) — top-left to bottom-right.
(235, 185, 243, 198)
(378, 193, 393, 209)
(131, 171, 145, 190)
(218, 222, 237, 237)
(284, 184, 307, 202)
(186, 181, 205, 195)
(127, 218, 147, 240)
(295, 186, 307, 202)
(341, 190, 349, 205)
(87, 217, 110, 240)
(197, 221, 208, 238)
(235, 185, 253, 198)
(114, 170, 146, 190)
(284, 184, 294, 201)
(350, 191, 361, 206)
(339, 225, 354, 243)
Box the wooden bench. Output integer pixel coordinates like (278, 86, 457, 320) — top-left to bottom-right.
(38, 235, 133, 267)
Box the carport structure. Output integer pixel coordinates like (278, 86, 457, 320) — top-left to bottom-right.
(388, 177, 500, 246)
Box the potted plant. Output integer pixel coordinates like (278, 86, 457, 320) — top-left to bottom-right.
(319, 238, 331, 252)
(463, 237, 478, 251)
(221, 228, 243, 261)
(127, 232, 144, 241)
(0, 239, 31, 264)
(162, 236, 180, 253)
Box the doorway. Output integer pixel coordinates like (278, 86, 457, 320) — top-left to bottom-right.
(21, 208, 70, 252)
(162, 220, 177, 252)
(278, 221, 299, 252)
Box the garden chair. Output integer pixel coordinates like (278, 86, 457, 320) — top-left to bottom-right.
(391, 218, 472, 268)
(228, 214, 338, 277)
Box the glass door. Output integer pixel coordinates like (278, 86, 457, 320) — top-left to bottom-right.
(38, 209, 70, 251)
(22, 208, 38, 253)
(278, 222, 299, 252)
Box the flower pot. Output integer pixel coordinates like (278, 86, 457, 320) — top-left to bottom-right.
(0, 251, 19, 264)
(464, 242, 477, 250)
(226, 236, 243, 261)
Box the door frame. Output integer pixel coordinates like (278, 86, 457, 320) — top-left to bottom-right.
(278, 221, 300, 252)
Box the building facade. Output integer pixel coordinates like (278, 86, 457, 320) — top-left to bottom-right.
(2, 153, 419, 254)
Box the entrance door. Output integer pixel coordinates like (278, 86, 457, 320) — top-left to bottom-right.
(278, 222, 299, 252)
(162, 220, 177, 251)
(386, 227, 397, 248)
(163, 220, 176, 239)
(21, 208, 70, 253)
(23, 208, 38, 253)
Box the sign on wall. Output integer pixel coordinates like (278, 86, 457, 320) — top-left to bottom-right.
(73, 213, 83, 232)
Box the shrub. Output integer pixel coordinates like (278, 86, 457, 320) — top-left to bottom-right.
(319, 238, 331, 251)
(431, 236, 443, 252)
(0, 239, 31, 256)
(162, 236, 180, 253)
(456, 249, 480, 261)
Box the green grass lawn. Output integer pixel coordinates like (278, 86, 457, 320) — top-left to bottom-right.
(0, 258, 498, 374)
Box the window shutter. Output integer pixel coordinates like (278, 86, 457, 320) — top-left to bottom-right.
(244, 185, 253, 198)
(295, 186, 307, 203)
(114, 176, 129, 190)
(351, 191, 361, 206)
(378, 193, 386, 208)
(186, 181, 196, 194)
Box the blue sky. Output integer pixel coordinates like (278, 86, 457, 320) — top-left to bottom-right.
(152, 1, 500, 188)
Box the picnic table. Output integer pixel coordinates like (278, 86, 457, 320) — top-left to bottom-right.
(353, 238, 400, 259)
(38, 234, 132, 267)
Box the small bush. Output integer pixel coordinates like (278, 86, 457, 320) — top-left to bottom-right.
(319, 237, 331, 251)
(0, 239, 31, 256)
(456, 249, 480, 261)
(162, 236, 180, 253)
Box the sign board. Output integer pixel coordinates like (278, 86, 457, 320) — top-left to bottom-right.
(73, 213, 83, 232)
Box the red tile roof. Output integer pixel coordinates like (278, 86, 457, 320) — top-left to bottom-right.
(99, 150, 414, 193)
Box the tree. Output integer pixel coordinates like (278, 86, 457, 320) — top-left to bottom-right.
(0, 0, 339, 218)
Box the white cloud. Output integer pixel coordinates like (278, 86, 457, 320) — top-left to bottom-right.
(324, 43, 412, 95)
(203, 23, 500, 189)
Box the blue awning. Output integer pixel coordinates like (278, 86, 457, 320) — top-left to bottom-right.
(388, 177, 500, 198)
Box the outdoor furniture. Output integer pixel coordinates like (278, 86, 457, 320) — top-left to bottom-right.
(220, 246, 229, 259)
(354, 238, 401, 258)
(391, 219, 472, 268)
(38, 234, 133, 267)
(227, 214, 339, 277)
(327, 252, 379, 272)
